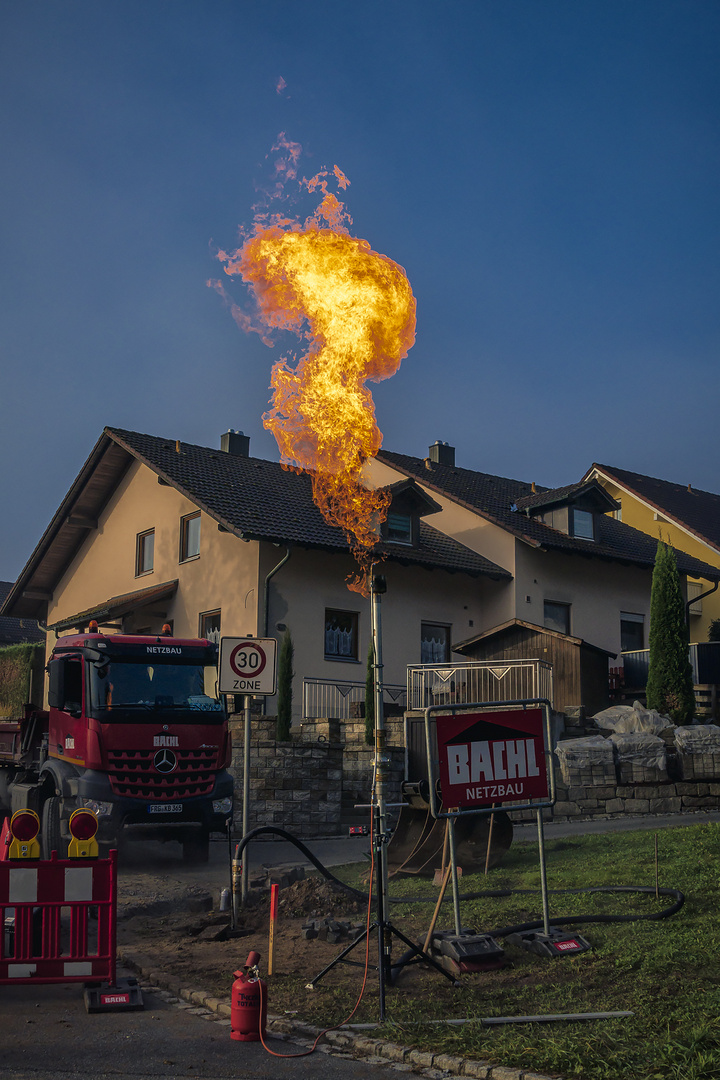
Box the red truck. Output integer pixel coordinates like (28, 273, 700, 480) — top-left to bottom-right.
(0, 624, 233, 862)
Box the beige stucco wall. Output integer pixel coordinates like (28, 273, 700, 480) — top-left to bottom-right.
(592, 475, 720, 641)
(46, 459, 260, 653)
(513, 542, 653, 658)
(364, 457, 517, 619)
(263, 544, 507, 724)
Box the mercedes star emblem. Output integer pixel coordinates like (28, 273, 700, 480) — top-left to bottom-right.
(154, 748, 178, 773)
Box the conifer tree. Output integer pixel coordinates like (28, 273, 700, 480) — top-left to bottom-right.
(364, 641, 375, 745)
(276, 628, 294, 741)
(646, 541, 695, 723)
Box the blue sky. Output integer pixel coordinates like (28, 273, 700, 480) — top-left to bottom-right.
(1, 1, 718, 580)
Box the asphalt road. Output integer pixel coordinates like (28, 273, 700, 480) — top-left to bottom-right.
(0, 977, 408, 1080)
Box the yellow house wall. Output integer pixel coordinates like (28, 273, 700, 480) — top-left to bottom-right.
(597, 478, 720, 641)
(46, 459, 260, 653)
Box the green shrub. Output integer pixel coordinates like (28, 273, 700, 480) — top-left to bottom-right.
(364, 641, 374, 745)
(646, 541, 695, 722)
(275, 628, 294, 741)
(0, 643, 45, 716)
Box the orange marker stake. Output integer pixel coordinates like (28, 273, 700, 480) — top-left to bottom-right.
(268, 883, 279, 976)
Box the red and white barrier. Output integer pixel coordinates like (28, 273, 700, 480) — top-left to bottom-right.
(0, 849, 117, 986)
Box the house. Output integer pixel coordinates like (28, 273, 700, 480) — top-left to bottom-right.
(4, 428, 719, 724)
(1, 427, 511, 723)
(583, 464, 720, 643)
(0, 581, 45, 647)
(364, 442, 720, 670)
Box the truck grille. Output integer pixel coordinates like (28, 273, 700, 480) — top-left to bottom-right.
(106, 748, 217, 800)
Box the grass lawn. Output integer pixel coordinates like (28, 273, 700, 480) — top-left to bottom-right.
(272, 821, 720, 1079)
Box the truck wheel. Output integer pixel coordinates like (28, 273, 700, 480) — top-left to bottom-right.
(182, 830, 209, 864)
(42, 796, 67, 859)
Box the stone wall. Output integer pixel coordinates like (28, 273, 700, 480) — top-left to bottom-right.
(229, 718, 343, 838)
(229, 714, 720, 838)
(229, 715, 405, 837)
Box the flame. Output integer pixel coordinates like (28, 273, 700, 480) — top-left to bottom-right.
(217, 164, 416, 593)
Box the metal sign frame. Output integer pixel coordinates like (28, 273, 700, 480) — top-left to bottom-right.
(424, 698, 555, 820)
(423, 698, 556, 938)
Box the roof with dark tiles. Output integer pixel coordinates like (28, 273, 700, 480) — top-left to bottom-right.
(97, 429, 511, 580)
(587, 464, 720, 555)
(0, 581, 46, 645)
(376, 449, 720, 581)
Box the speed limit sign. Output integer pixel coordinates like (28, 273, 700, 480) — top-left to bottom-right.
(219, 637, 277, 695)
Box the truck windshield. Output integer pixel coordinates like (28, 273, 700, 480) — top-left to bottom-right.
(88, 660, 223, 717)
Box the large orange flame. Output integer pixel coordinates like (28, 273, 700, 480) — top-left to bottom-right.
(217, 165, 416, 593)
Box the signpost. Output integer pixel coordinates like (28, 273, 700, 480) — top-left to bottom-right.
(219, 638, 278, 903)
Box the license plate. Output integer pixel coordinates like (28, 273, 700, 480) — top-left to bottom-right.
(148, 803, 182, 814)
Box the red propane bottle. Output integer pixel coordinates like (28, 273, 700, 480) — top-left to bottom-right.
(231, 951, 267, 1042)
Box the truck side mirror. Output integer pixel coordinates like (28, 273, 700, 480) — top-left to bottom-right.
(47, 659, 65, 710)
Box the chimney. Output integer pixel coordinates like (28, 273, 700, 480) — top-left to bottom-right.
(221, 429, 250, 457)
(428, 440, 455, 467)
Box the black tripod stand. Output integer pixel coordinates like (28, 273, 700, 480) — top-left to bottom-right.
(306, 572, 458, 1019)
(305, 806, 459, 1019)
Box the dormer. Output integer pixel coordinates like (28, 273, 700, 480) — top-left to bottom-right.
(514, 480, 619, 542)
(380, 478, 442, 547)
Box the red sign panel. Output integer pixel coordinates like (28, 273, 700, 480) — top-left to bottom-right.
(437, 708, 549, 809)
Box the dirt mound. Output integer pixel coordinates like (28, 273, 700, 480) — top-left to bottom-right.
(271, 875, 364, 919)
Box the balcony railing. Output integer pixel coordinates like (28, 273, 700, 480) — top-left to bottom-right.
(622, 642, 720, 688)
(302, 678, 407, 720)
(407, 659, 554, 711)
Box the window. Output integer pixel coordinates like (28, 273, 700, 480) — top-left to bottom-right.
(620, 612, 645, 652)
(572, 509, 595, 540)
(136, 529, 154, 575)
(421, 622, 451, 664)
(200, 609, 221, 644)
(544, 601, 570, 635)
(180, 512, 201, 561)
(324, 609, 359, 661)
(687, 581, 703, 616)
(540, 507, 569, 534)
(612, 501, 622, 521)
(386, 512, 413, 545)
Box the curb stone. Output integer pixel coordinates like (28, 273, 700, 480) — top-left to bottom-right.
(118, 948, 556, 1080)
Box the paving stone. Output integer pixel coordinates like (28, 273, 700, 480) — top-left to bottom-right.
(407, 1049, 436, 1067)
(380, 1043, 410, 1062)
(434, 1052, 464, 1070)
(460, 1062, 491, 1078)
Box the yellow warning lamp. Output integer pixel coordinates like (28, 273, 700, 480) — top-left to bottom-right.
(8, 809, 41, 859)
(68, 808, 99, 858)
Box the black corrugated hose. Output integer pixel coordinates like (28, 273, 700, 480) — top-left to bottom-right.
(233, 826, 685, 932)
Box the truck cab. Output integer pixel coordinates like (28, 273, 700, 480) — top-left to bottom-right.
(37, 625, 233, 861)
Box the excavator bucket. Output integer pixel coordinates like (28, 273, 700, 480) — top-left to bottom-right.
(386, 783, 513, 877)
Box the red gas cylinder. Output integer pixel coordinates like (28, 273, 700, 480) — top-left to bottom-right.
(231, 951, 267, 1042)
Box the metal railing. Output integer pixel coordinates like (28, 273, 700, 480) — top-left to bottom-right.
(622, 642, 720, 688)
(302, 677, 407, 720)
(407, 659, 554, 711)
